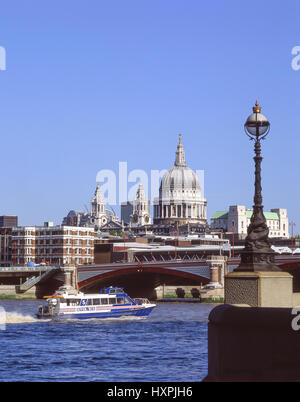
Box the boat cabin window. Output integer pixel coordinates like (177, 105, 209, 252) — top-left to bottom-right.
(93, 299, 100, 305)
(101, 298, 108, 305)
(117, 297, 124, 304)
(87, 299, 93, 306)
(109, 297, 117, 305)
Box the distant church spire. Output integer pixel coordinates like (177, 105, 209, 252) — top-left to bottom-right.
(93, 182, 105, 204)
(136, 179, 145, 200)
(130, 179, 151, 226)
(91, 182, 107, 228)
(174, 133, 186, 167)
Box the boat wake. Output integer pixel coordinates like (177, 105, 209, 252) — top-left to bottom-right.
(5, 312, 49, 324)
(3, 312, 147, 324)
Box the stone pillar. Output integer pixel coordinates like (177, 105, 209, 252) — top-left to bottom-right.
(207, 255, 227, 288)
(210, 266, 219, 285)
(218, 257, 227, 287)
(64, 270, 71, 287)
(62, 265, 78, 290)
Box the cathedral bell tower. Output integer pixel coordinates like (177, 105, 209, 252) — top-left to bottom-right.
(90, 183, 107, 228)
(130, 180, 151, 227)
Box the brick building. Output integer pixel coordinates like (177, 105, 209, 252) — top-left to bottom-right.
(0, 227, 12, 266)
(0, 223, 94, 266)
(0, 216, 18, 227)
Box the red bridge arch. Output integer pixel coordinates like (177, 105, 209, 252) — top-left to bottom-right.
(78, 265, 209, 298)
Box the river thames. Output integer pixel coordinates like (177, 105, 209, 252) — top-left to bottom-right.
(0, 300, 216, 382)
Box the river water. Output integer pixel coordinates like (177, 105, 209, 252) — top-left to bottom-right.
(0, 300, 216, 382)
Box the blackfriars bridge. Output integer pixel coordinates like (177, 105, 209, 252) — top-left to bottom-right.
(75, 255, 300, 297)
(2, 254, 300, 298)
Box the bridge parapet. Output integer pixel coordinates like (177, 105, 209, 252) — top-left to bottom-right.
(0, 265, 60, 273)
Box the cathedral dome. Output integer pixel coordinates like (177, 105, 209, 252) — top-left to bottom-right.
(153, 134, 207, 226)
(160, 165, 201, 192)
(159, 134, 201, 200)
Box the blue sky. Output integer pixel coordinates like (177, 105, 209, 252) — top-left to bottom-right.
(0, 0, 300, 232)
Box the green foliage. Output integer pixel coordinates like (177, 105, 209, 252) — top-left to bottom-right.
(201, 297, 224, 303)
(0, 294, 37, 300)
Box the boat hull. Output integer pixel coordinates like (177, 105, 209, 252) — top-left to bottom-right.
(37, 305, 155, 320)
(36, 286, 156, 320)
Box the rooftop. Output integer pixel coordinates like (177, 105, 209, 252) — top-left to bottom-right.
(211, 210, 280, 220)
(211, 211, 228, 220)
(246, 210, 279, 220)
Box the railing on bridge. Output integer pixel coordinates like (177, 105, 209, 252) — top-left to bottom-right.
(133, 254, 208, 263)
(0, 265, 60, 272)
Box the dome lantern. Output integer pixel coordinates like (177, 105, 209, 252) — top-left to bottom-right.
(174, 133, 186, 167)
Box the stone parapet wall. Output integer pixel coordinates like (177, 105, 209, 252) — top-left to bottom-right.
(205, 304, 300, 381)
(0, 285, 36, 296)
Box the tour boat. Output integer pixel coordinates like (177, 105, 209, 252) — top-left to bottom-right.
(36, 286, 156, 320)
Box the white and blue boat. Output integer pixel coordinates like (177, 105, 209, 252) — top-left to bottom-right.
(36, 286, 156, 320)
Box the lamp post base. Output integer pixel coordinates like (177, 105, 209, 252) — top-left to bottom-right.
(234, 249, 282, 272)
(225, 271, 293, 307)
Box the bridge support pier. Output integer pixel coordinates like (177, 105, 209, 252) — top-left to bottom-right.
(62, 266, 78, 290)
(206, 255, 227, 288)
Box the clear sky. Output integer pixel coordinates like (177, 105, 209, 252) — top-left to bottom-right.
(0, 0, 300, 233)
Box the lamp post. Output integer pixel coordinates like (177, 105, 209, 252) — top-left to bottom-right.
(235, 101, 281, 272)
(290, 221, 296, 252)
(174, 230, 178, 260)
(13, 241, 17, 266)
(122, 233, 128, 262)
(230, 223, 236, 258)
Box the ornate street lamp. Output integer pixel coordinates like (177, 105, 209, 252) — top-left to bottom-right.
(235, 101, 281, 271)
